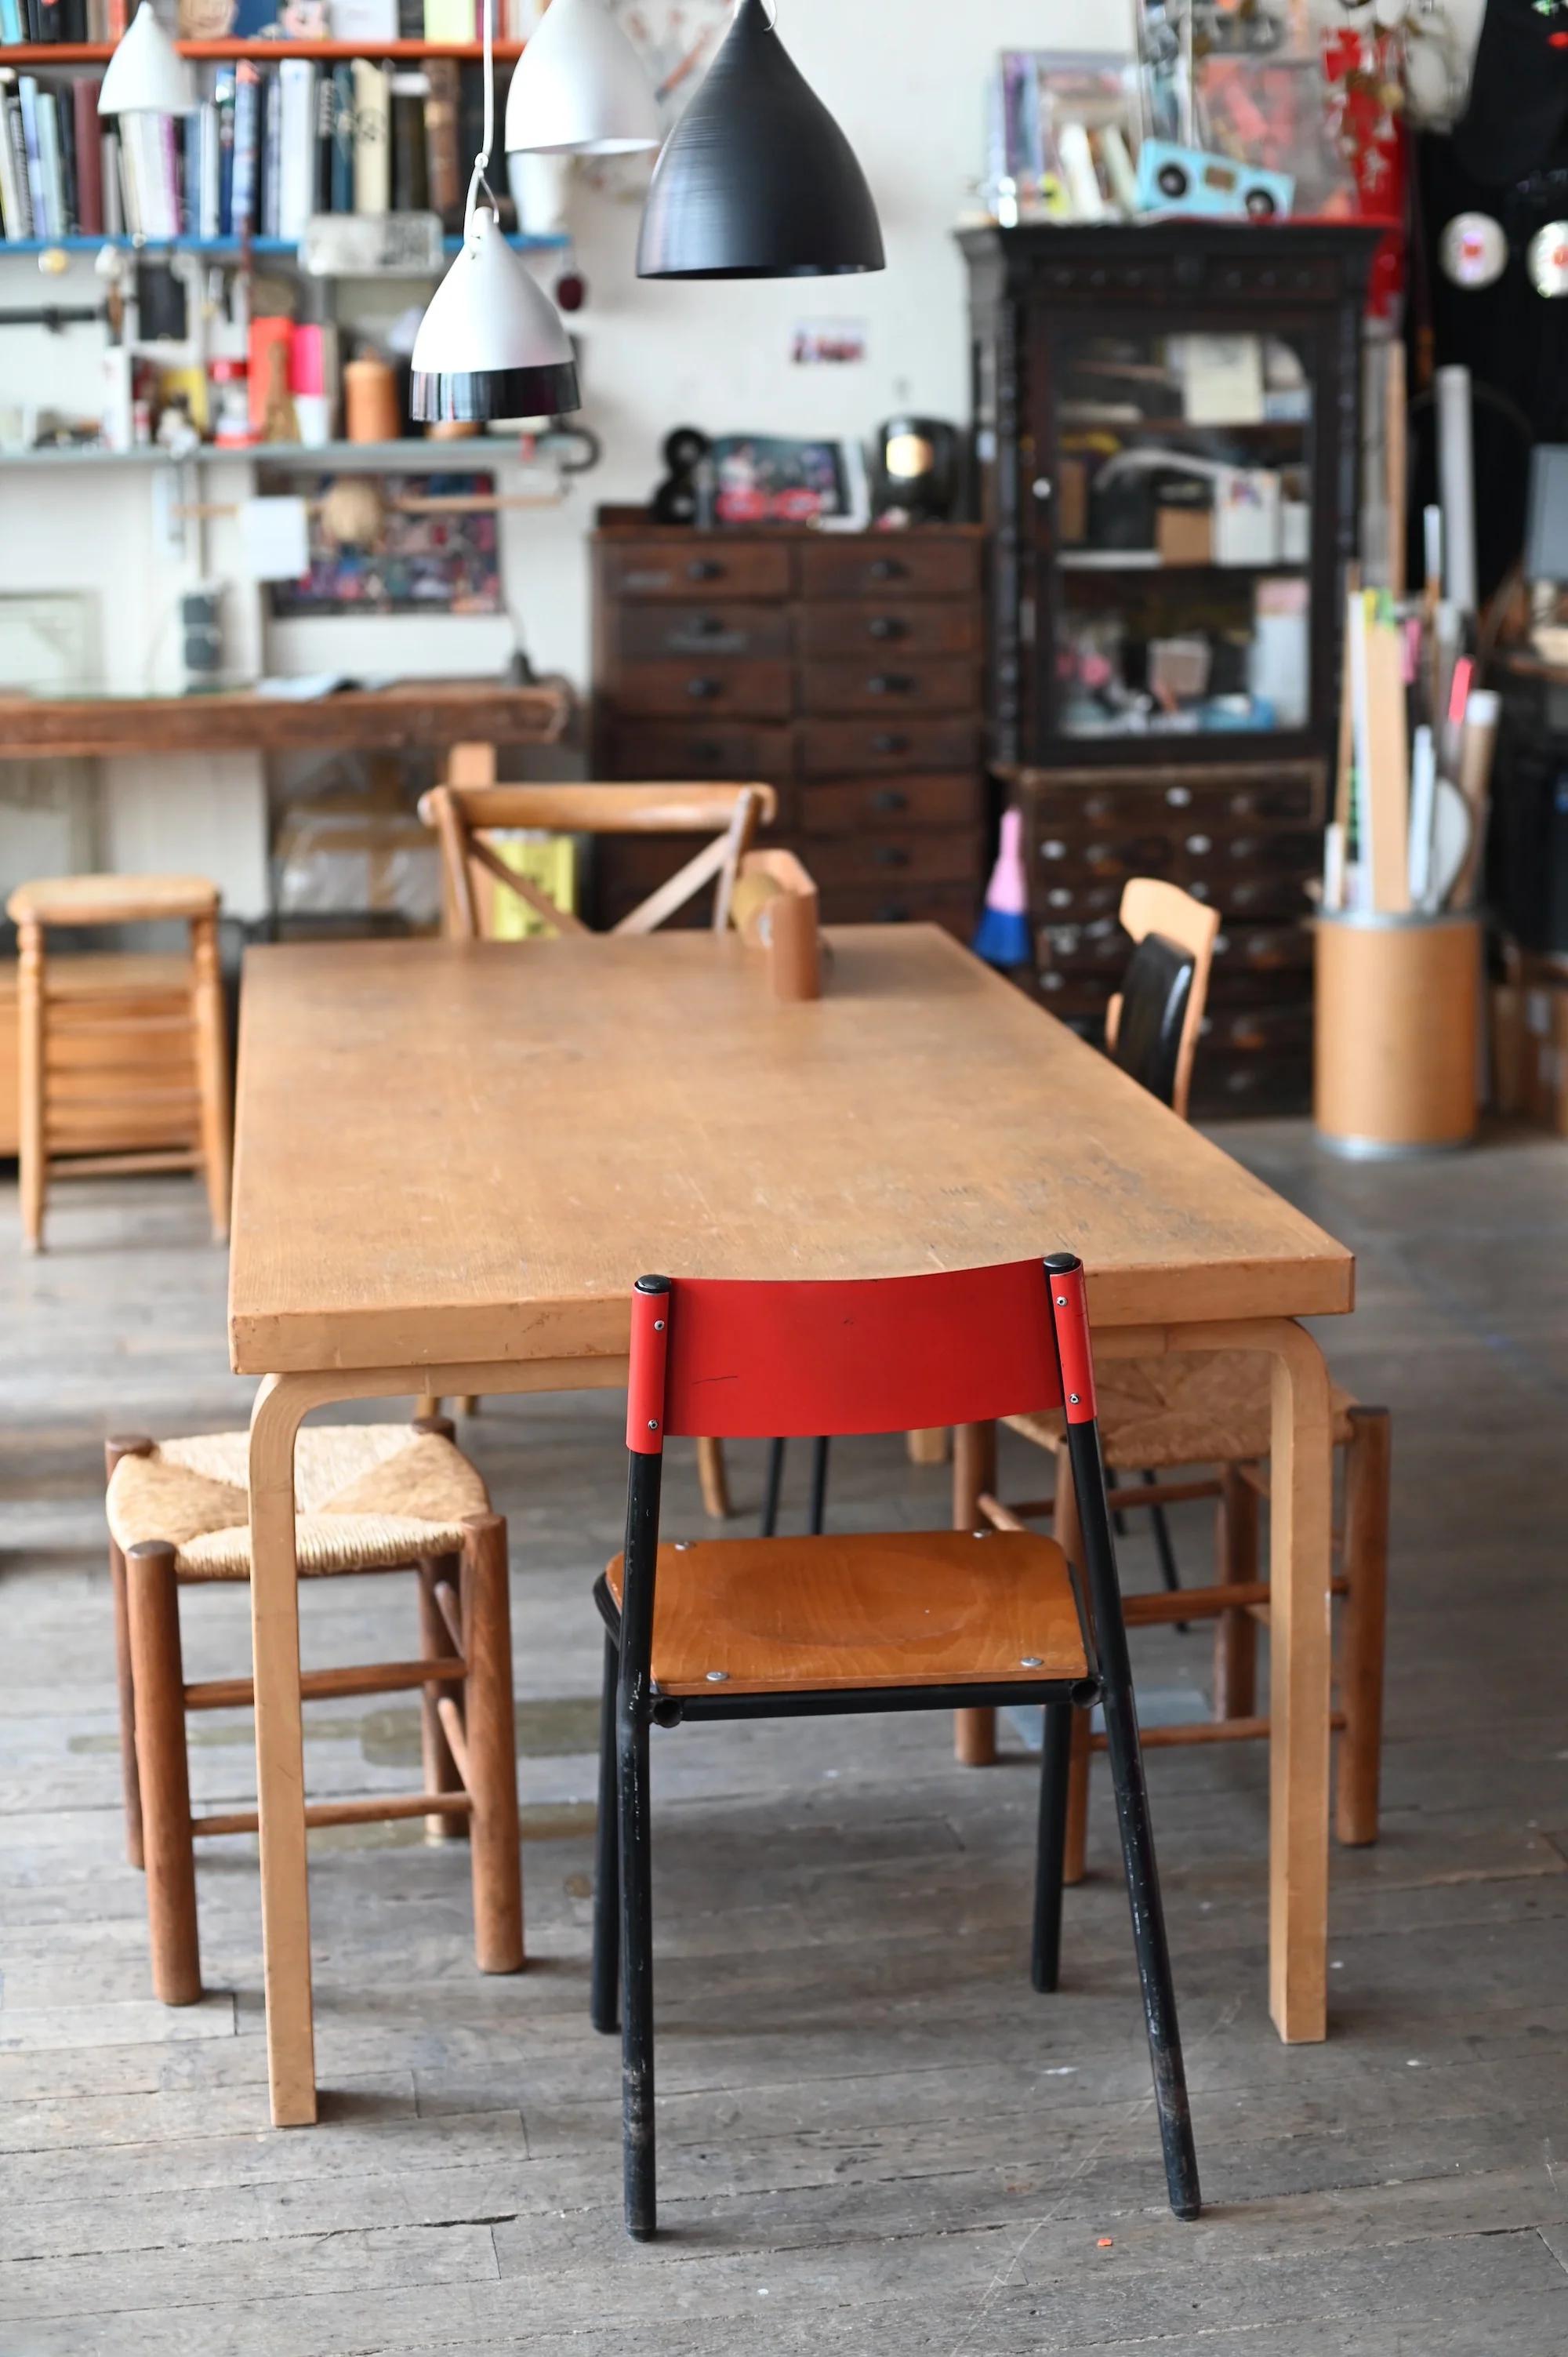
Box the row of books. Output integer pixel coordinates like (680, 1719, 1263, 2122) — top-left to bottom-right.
(0, 0, 540, 42)
(0, 58, 486, 241)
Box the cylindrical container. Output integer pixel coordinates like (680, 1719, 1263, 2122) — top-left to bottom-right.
(343, 356, 400, 445)
(1314, 909, 1480, 1157)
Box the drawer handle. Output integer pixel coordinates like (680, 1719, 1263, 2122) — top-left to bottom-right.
(685, 677, 723, 700)
(871, 788, 908, 812)
(868, 616, 908, 641)
(686, 559, 723, 582)
(869, 673, 915, 695)
(869, 557, 907, 582)
(871, 732, 909, 754)
(873, 846, 909, 867)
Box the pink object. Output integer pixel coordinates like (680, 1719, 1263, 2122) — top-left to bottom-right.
(290, 325, 325, 398)
(1447, 655, 1474, 728)
(986, 808, 1029, 916)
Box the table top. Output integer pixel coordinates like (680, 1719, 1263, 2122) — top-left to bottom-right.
(0, 677, 570, 760)
(228, 926, 1353, 1378)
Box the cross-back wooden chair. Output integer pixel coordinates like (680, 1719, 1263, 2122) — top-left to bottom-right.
(593, 1258, 1201, 2240)
(418, 750, 776, 944)
(963, 877, 1391, 1884)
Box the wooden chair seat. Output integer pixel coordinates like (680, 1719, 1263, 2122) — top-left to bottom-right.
(1007, 1353, 1357, 1471)
(9, 872, 220, 927)
(604, 1527, 1087, 1698)
(107, 1423, 490, 1580)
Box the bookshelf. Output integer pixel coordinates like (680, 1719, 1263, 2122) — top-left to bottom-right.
(0, 435, 575, 464)
(0, 230, 566, 252)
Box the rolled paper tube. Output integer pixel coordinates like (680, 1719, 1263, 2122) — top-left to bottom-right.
(1437, 366, 1478, 616)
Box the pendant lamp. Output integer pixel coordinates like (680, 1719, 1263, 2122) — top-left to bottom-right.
(98, 2, 196, 117)
(505, 0, 660, 158)
(410, 0, 580, 423)
(637, 0, 883, 280)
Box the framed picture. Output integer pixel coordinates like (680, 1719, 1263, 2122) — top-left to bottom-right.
(710, 435, 869, 528)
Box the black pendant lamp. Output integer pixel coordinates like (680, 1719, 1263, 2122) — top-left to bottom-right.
(637, 0, 884, 281)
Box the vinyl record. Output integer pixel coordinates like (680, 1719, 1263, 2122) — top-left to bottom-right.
(1439, 212, 1508, 290)
(1528, 221, 1568, 297)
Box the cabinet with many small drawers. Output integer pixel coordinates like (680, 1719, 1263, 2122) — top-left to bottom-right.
(590, 519, 985, 935)
(1013, 757, 1326, 1117)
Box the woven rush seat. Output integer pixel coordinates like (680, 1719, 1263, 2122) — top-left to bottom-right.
(1007, 1353, 1356, 1471)
(107, 1424, 490, 1578)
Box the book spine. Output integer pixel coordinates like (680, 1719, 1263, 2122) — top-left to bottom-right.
(313, 60, 334, 212)
(199, 89, 218, 238)
(262, 62, 281, 238)
(423, 56, 459, 222)
(277, 56, 314, 242)
(35, 0, 62, 42)
(71, 74, 103, 234)
(37, 91, 64, 238)
(0, 95, 28, 239)
(213, 64, 234, 235)
(231, 58, 258, 230)
(54, 78, 78, 231)
(0, 0, 24, 44)
(105, 0, 127, 31)
(351, 57, 389, 217)
(100, 122, 121, 234)
(329, 60, 353, 212)
(390, 72, 427, 213)
(17, 78, 46, 237)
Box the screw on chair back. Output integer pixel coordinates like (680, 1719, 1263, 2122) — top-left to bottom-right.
(1106, 878, 1220, 1121)
(418, 752, 777, 942)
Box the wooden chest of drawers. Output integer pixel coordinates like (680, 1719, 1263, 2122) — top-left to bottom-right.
(591, 520, 985, 935)
(1014, 758, 1327, 1117)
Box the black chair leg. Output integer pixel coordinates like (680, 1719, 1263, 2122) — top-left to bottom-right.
(1031, 1700, 1074, 1993)
(808, 1436, 831, 1535)
(760, 1438, 786, 1537)
(590, 1632, 619, 2035)
(619, 1701, 657, 2240)
(1142, 1473, 1187, 1629)
(1101, 1679, 1202, 2220)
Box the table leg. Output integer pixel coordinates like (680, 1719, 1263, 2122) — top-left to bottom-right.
(953, 1420, 997, 1766)
(1266, 1320, 1334, 2044)
(248, 1375, 316, 2127)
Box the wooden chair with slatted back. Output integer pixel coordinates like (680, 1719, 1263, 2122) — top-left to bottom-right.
(594, 1258, 1201, 2239)
(417, 757, 777, 1512)
(417, 752, 776, 944)
(970, 877, 1391, 1876)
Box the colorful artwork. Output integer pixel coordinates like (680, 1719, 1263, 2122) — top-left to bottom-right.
(710, 437, 852, 525)
(267, 472, 503, 618)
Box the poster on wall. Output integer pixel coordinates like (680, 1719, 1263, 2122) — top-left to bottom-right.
(267, 473, 503, 618)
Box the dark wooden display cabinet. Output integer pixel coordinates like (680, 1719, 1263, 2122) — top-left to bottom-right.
(590, 513, 985, 938)
(960, 219, 1377, 1114)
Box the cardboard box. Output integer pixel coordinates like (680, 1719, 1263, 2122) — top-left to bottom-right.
(1496, 949, 1568, 1130)
(1156, 501, 1213, 565)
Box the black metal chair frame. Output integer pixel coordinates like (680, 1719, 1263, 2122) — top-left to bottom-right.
(590, 1255, 1202, 2241)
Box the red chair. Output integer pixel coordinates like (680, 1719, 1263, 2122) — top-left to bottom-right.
(591, 1255, 1201, 2239)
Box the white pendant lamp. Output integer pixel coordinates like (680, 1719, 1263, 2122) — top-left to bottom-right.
(98, 3, 196, 117)
(505, 0, 660, 157)
(410, 0, 581, 421)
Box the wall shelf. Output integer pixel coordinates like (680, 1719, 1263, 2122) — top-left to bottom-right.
(0, 436, 564, 466)
(0, 230, 567, 256)
(0, 38, 525, 62)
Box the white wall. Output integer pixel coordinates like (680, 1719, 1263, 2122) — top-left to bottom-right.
(0, 0, 1132, 901)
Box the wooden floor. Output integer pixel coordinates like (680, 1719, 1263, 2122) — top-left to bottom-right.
(3, 1124, 1568, 2355)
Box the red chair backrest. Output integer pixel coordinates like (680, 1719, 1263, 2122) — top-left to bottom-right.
(626, 1258, 1096, 1449)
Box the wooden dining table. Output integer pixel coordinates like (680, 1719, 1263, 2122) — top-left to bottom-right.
(229, 924, 1353, 2127)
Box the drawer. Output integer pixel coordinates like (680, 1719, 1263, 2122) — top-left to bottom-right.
(798, 774, 978, 834)
(801, 830, 982, 890)
(608, 660, 793, 721)
(1022, 772, 1323, 833)
(800, 717, 979, 776)
(604, 721, 791, 780)
(600, 540, 792, 601)
(616, 604, 791, 661)
(801, 659, 978, 716)
(818, 880, 978, 936)
(800, 601, 978, 656)
(1192, 1051, 1312, 1117)
(1199, 1001, 1312, 1053)
(800, 539, 980, 600)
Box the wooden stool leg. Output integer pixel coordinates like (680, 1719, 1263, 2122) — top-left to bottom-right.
(1214, 1465, 1261, 1720)
(190, 912, 232, 1244)
(105, 1436, 154, 1868)
(696, 1437, 731, 1521)
(125, 1540, 201, 2005)
(907, 1427, 951, 1465)
(953, 1420, 999, 1765)
(16, 917, 45, 1253)
(459, 1513, 523, 1973)
(1054, 1438, 1091, 1883)
(1337, 1407, 1391, 1847)
(418, 1553, 466, 1844)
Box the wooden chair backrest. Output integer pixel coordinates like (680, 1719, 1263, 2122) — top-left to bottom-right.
(418, 749, 778, 942)
(1106, 878, 1220, 1123)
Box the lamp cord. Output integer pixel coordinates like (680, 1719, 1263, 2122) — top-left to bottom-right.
(464, 0, 498, 238)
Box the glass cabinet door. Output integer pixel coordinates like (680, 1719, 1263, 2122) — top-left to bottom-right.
(1037, 322, 1315, 746)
